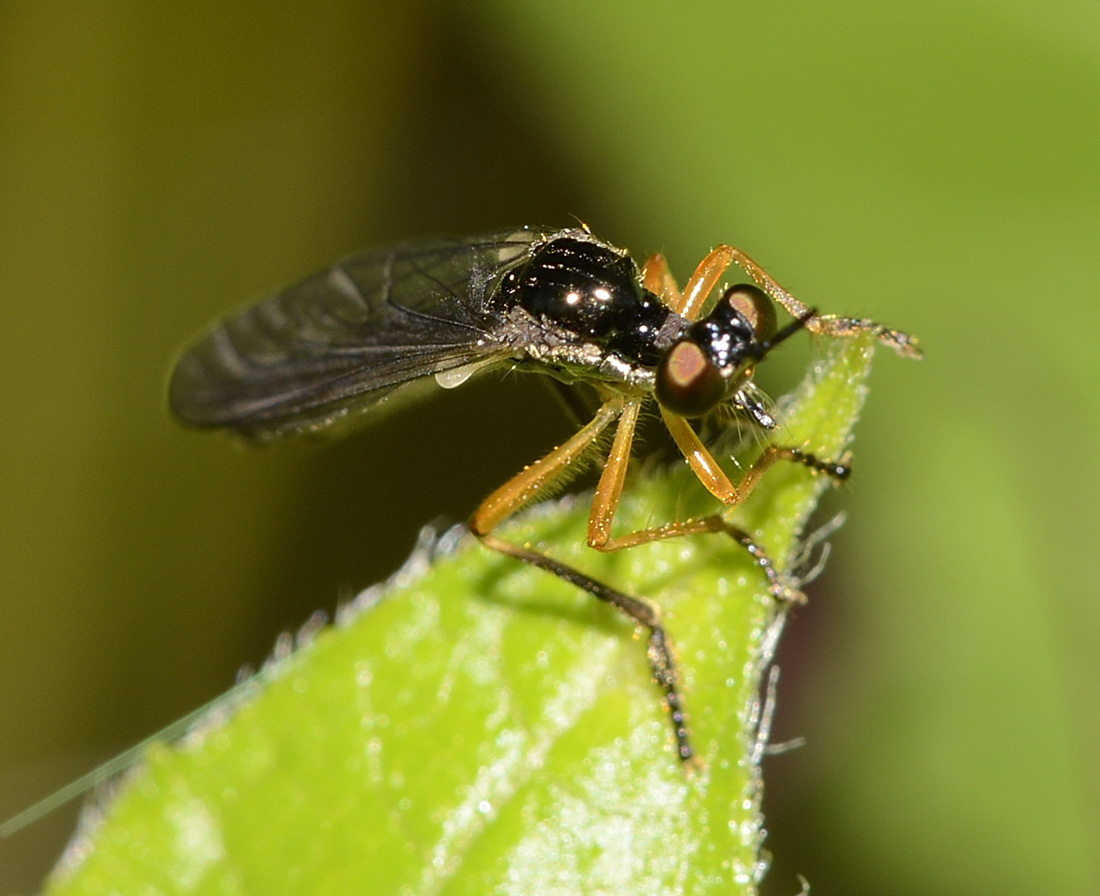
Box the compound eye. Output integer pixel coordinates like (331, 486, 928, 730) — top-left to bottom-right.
(723, 284, 776, 341)
(655, 340, 726, 418)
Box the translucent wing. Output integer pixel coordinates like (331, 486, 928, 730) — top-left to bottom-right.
(169, 229, 552, 440)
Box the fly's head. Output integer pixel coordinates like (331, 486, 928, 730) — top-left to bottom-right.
(654, 283, 811, 427)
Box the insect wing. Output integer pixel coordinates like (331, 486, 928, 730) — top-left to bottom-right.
(169, 230, 547, 439)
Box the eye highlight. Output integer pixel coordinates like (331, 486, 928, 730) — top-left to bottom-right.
(654, 339, 725, 417)
(722, 283, 776, 341)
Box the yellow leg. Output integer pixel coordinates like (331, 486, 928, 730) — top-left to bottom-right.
(586, 399, 642, 548)
(595, 408, 850, 555)
(469, 397, 622, 536)
(676, 244, 921, 357)
(641, 253, 681, 306)
(470, 392, 698, 760)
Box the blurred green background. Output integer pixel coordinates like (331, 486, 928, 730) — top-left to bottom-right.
(1, 2, 1097, 893)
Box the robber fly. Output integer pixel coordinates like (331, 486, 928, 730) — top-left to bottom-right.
(169, 225, 921, 761)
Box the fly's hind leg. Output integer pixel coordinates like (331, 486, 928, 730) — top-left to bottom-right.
(477, 532, 694, 762)
(470, 393, 697, 761)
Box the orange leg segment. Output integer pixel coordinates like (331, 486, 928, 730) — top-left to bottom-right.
(676, 244, 922, 357)
(470, 397, 623, 537)
(593, 407, 850, 554)
(586, 399, 642, 549)
(641, 253, 682, 306)
(659, 410, 739, 503)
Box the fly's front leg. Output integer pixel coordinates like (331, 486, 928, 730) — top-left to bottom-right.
(678, 244, 922, 358)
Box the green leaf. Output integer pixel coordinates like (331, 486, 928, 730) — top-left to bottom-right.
(45, 334, 879, 896)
